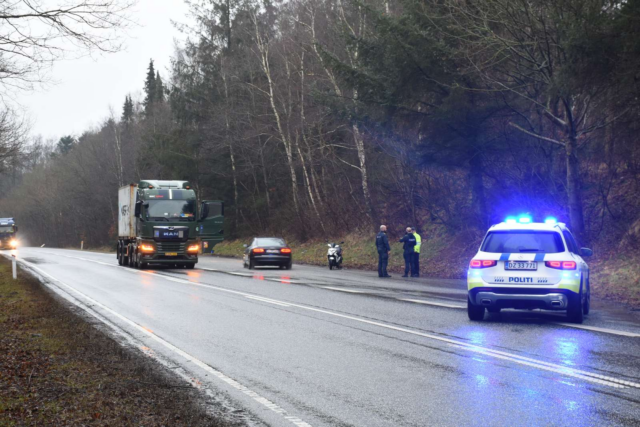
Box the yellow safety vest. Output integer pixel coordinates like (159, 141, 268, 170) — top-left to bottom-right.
(414, 233, 421, 253)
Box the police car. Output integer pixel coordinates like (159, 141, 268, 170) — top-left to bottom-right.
(467, 216, 592, 323)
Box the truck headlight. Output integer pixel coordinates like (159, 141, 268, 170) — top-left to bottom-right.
(140, 244, 155, 253)
(9, 239, 17, 248)
(187, 244, 200, 253)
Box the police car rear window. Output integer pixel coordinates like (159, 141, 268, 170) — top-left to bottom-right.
(481, 231, 565, 253)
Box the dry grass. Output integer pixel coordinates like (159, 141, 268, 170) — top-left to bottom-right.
(0, 258, 233, 427)
(591, 254, 640, 306)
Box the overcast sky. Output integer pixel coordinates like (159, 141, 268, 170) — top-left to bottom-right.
(20, 0, 189, 142)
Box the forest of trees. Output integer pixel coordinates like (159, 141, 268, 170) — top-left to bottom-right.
(1, 0, 640, 252)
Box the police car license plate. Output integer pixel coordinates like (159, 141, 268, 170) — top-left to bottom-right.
(165, 252, 178, 256)
(505, 261, 537, 270)
(267, 250, 279, 253)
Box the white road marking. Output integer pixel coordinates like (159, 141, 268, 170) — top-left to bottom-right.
(38, 254, 635, 390)
(23, 251, 640, 343)
(398, 298, 465, 309)
(320, 286, 365, 293)
(246, 295, 292, 307)
(14, 258, 313, 427)
(554, 322, 640, 338)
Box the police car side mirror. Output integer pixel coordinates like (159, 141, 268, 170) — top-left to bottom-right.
(580, 248, 593, 257)
(243, 244, 248, 248)
(340, 241, 344, 244)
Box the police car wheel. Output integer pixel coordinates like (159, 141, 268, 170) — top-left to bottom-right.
(567, 291, 584, 324)
(467, 297, 485, 321)
(249, 259, 255, 270)
(583, 288, 591, 315)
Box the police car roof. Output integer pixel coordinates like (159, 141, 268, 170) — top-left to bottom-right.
(488, 222, 566, 232)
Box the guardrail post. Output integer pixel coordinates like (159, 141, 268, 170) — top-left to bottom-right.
(12, 252, 16, 279)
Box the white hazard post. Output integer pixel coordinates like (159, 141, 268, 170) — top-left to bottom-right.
(12, 251, 17, 279)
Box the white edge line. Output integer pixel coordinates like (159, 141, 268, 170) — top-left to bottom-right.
(10, 256, 313, 427)
(15, 251, 640, 389)
(320, 286, 364, 293)
(398, 298, 465, 309)
(246, 295, 291, 307)
(554, 322, 640, 338)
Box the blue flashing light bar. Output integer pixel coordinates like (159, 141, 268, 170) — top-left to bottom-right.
(545, 217, 558, 225)
(505, 217, 517, 225)
(518, 216, 532, 224)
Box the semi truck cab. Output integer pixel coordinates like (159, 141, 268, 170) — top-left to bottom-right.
(117, 181, 223, 269)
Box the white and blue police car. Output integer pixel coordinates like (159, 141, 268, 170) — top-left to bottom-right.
(467, 216, 592, 323)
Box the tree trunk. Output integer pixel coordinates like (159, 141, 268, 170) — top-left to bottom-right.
(469, 149, 487, 229)
(566, 134, 586, 242)
(352, 125, 375, 223)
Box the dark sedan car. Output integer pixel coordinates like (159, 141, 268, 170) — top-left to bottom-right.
(243, 237, 293, 270)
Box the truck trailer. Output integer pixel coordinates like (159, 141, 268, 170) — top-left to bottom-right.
(117, 180, 223, 269)
(0, 218, 18, 249)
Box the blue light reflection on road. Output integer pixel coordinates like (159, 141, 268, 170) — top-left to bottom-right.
(450, 325, 599, 426)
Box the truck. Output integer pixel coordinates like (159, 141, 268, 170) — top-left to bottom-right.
(0, 218, 18, 249)
(117, 180, 223, 269)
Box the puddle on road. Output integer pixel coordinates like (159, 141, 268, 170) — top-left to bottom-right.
(22, 257, 51, 264)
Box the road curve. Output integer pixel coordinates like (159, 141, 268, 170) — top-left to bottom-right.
(5, 247, 640, 427)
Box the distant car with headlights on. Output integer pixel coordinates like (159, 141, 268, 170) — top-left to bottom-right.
(243, 237, 292, 270)
(0, 218, 18, 249)
(467, 216, 592, 323)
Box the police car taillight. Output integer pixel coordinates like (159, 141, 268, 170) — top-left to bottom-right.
(470, 260, 497, 269)
(545, 261, 577, 270)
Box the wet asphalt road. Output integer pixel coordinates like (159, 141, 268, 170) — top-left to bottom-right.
(6, 248, 640, 426)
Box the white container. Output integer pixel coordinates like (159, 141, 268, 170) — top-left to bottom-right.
(118, 184, 137, 239)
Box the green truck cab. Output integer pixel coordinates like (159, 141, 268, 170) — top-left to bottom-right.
(0, 218, 18, 249)
(117, 180, 223, 269)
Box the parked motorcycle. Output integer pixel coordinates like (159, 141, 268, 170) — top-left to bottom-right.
(327, 242, 344, 270)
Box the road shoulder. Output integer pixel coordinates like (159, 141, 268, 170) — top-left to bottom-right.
(0, 257, 232, 426)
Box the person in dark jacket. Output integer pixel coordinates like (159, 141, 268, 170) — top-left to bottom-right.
(375, 225, 392, 278)
(399, 227, 417, 277)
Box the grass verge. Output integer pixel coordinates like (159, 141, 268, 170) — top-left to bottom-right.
(0, 258, 230, 426)
(212, 225, 483, 279)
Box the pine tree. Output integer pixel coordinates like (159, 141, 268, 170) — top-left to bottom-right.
(121, 95, 134, 124)
(143, 59, 156, 116)
(57, 136, 75, 155)
(155, 71, 165, 104)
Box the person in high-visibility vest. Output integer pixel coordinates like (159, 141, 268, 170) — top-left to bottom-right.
(412, 227, 421, 277)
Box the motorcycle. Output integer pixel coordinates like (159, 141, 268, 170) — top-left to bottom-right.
(327, 242, 344, 270)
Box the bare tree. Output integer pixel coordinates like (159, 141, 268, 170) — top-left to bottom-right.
(0, 0, 135, 95)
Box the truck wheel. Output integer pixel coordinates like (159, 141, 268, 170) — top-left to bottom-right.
(117, 244, 122, 265)
(139, 260, 148, 269)
(468, 297, 485, 321)
(128, 245, 135, 267)
(567, 289, 584, 324)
